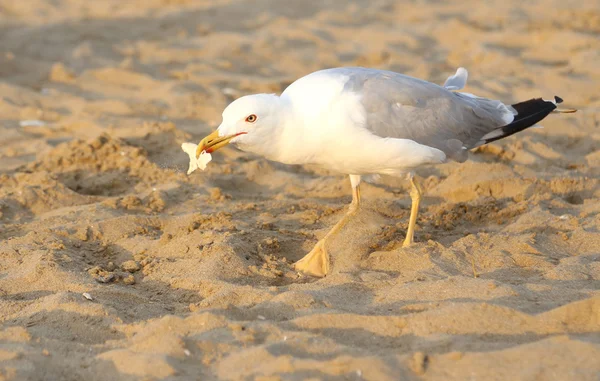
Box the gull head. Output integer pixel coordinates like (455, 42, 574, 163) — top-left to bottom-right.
(195, 93, 283, 158)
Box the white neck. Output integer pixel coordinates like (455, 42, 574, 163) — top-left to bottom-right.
(242, 97, 319, 165)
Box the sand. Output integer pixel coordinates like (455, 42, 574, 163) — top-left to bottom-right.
(1, 0, 599, 380)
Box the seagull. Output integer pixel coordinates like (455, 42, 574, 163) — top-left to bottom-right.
(194, 67, 575, 277)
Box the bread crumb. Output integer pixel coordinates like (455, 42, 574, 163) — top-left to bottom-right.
(181, 142, 212, 174)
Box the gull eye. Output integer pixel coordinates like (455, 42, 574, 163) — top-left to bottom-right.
(245, 114, 257, 123)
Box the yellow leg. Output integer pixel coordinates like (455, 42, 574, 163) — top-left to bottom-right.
(403, 176, 423, 248)
(295, 177, 361, 277)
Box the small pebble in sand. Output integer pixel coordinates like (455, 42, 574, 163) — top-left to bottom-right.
(88, 266, 115, 283)
(19, 120, 46, 127)
(222, 87, 238, 96)
(257, 315, 266, 320)
(106, 261, 116, 271)
(96, 273, 115, 283)
(82, 292, 93, 301)
(122, 274, 136, 285)
(121, 260, 140, 273)
(184, 349, 191, 357)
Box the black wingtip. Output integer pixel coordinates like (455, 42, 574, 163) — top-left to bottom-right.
(479, 97, 557, 146)
(554, 96, 563, 104)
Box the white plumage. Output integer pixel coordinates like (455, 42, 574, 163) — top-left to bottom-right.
(189, 66, 567, 277)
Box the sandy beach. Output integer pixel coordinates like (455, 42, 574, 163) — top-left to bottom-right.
(1, 0, 599, 379)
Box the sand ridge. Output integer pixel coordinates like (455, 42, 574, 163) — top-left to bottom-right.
(1, 0, 599, 380)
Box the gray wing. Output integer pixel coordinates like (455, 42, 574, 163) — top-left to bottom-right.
(327, 67, 515, 162)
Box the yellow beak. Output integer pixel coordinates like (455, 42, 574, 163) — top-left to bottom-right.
(195, 130, 244, 158)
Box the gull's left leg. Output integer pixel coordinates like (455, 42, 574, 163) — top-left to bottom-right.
(294, 175, 361, 277)
(403, 173, 423, 247)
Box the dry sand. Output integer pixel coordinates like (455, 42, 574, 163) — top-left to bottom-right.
(1, 0, 599, 380)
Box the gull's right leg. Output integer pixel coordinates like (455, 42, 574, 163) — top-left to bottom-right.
(294, 175, 361, 277)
